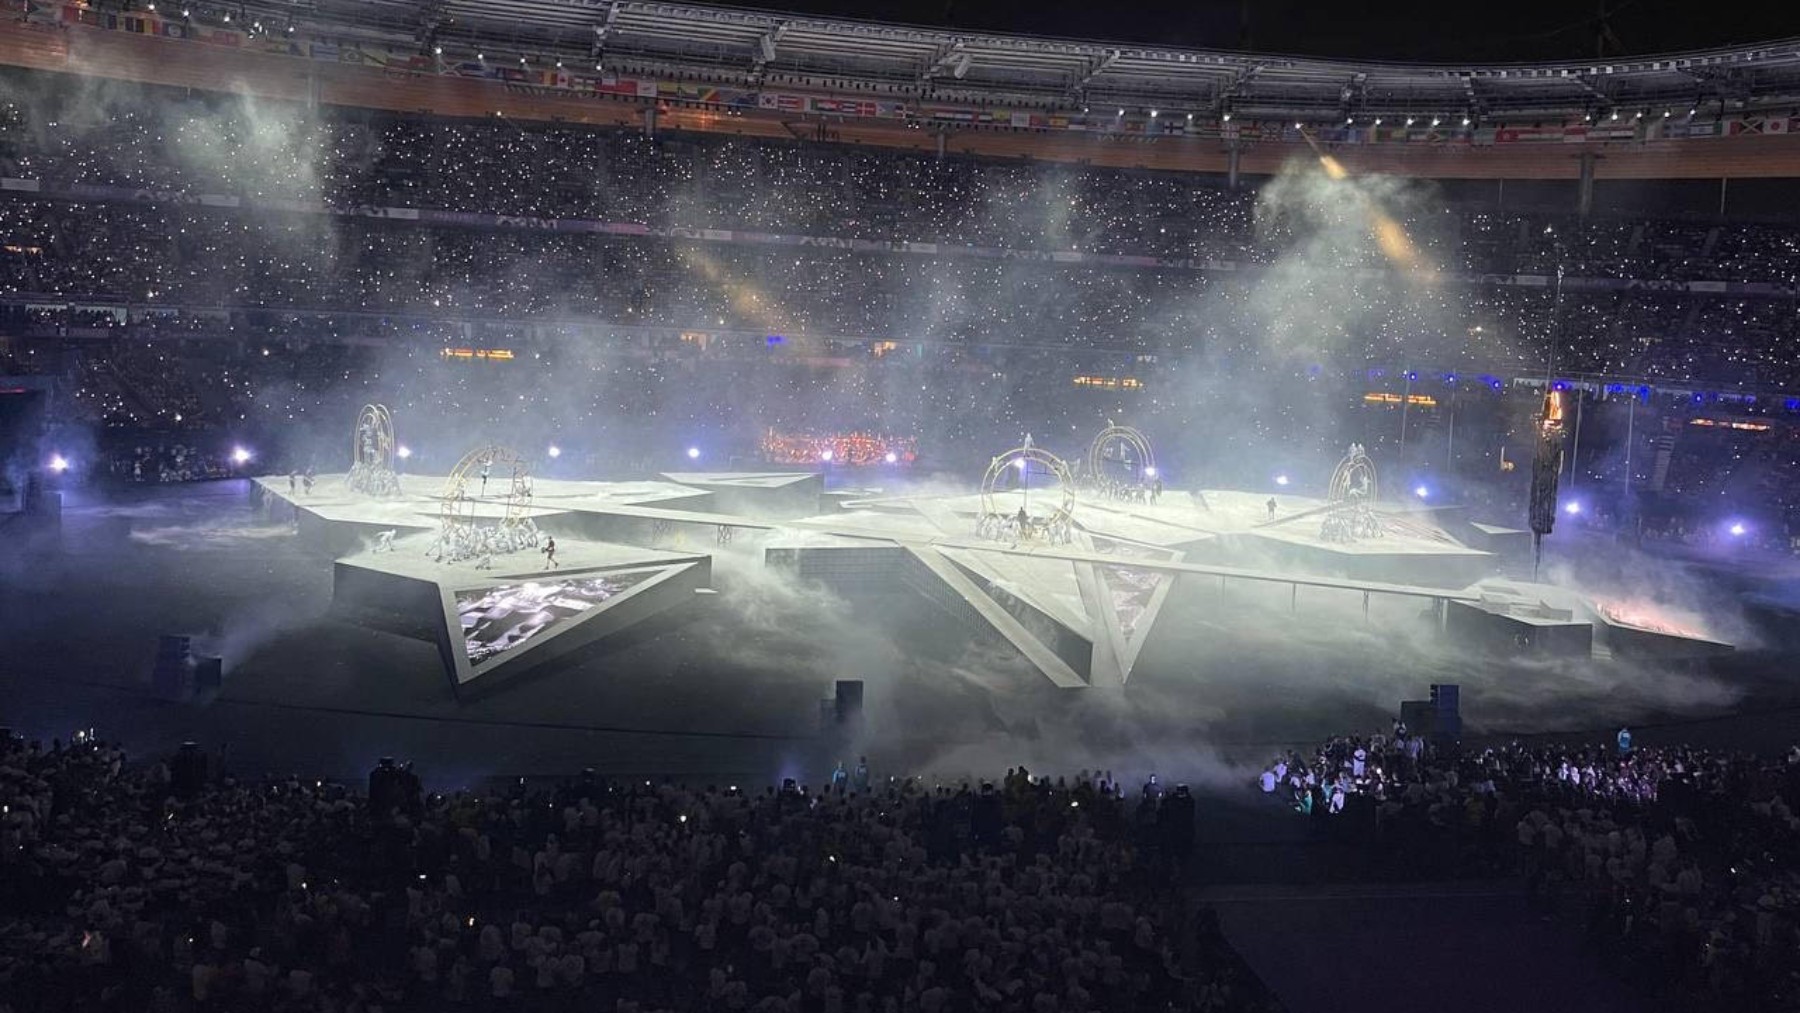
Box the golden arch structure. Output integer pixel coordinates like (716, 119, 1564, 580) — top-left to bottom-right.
(978, 443, 1076, 544)
(1322, 443, 1382, 543)
(347, 404, 400, 497)
(430, 446, 540, 563)
(1085, 423, 1156, 485)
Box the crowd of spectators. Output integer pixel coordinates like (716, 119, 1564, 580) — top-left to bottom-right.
(0, 736, 1279, 1013)
(1259, 726, 1800, 1010)
(0, 80, 1798, 386)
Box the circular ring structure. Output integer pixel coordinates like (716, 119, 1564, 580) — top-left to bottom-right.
(980, 445, 1076, 523)
(1085, 423, 1156, 484)
(347, 404, 400, 497)
(440, 445, 534, 532)
(1327, 442, 1379, 505)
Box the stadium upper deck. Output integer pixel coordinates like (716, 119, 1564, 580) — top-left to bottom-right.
(3, 0, 1800, 180)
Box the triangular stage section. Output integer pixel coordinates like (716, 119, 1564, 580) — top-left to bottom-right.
(902, 547, 1088, 687)
(1084, 536, 1181, 683)
(436, 562, 709, 692)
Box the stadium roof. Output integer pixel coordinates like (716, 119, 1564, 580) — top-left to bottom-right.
(202, 0, 1800, 120)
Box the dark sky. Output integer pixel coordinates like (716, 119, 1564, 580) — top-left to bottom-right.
(751, 0, 1794, 64)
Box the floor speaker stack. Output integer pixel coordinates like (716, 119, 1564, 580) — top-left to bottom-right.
(153, 635, 222, 700)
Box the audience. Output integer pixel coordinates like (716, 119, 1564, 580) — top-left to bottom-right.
(0, 735, 1276, 1013)
(1260, 725, 1800, 1009)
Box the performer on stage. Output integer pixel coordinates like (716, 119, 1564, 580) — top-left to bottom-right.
(542, 536, 558, 570)
(1267, 496, 1277, 519)
(480, 462, 490, 498)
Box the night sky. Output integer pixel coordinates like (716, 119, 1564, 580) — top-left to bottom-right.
(750, 0, 1795, 64)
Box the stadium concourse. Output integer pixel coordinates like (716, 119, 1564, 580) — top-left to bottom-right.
(4, 3, 1800, 1012)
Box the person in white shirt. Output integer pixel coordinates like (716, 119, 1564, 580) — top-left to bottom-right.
(1258, 769, 1277, 794)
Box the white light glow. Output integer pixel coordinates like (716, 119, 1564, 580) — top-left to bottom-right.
(1414, 485, 1429, 498)
(397, 445, 412, 459)
(1564, 501, 1582, 515)
(231, 446, 251, 465)
(48, 454, 69, 473)
(884, 451, 898, 464)
(547, 445, 562, 458)
(1274, 474, 1290, 486)
(686, 447, 700, 460)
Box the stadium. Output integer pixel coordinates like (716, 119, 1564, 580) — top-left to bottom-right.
(1, 1, 1799, 1010)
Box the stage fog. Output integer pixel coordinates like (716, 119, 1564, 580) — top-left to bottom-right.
(0, 82, 1775, 789)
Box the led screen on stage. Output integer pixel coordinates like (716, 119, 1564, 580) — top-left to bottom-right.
(456, 572, 655, 665)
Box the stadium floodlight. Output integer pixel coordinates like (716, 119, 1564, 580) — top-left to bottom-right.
(232, 446, 252, 465)
(1221, 112, 1231, 121)
(1149, 109, 1158, 118)
(1564, 501, 1581, 515)
(397, 446, 412, 459)
(1461, 116, 1471, 126)
(884, 451, 898, 464)
(48, 454, 69, 473)
(820, 449, 834, 462)
(1373, 117, 1382, 125)
(1431, 116, 1441, 126)
(686, 447, 701, 460)
(1729, 521, 1747, 537)
(1405, 117, 1415, 126)
(547, 445, 561, 458)
(1274, 474, 1290, 487)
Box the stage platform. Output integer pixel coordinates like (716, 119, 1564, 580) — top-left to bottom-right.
(252, 470, 1731, 691)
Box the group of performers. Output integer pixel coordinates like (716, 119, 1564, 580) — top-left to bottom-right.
(427, 516, 543, 566)
(976, 506, 1075, 546)
(1087, 475, 1163, 505)
(1320, 507, 1383, 544)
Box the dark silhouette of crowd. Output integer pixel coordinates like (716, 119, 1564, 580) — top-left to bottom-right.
(0, 734, 1279, 1013)
(1260, 726, 1800, 1010)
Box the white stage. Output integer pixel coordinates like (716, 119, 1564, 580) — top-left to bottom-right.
(253, 467, 1726, 693)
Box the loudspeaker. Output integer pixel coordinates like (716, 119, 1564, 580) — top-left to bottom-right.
(833, 680, 864, 726)
(1430, 683, 1462, 741)
(153, 635, 195, 699)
